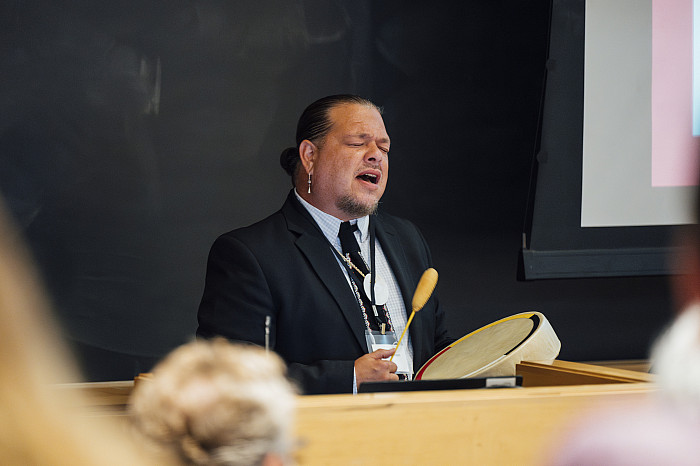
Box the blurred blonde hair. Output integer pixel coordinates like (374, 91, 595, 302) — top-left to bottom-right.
(0, 198, 161, 465)
(129, 338, 297, 466)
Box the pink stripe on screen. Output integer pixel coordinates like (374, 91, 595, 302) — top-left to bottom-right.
(651, 0, 700, 187)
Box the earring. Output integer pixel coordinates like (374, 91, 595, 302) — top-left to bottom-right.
(307, 173, 312, 194)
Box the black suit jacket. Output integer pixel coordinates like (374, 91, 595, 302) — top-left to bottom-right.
(197, 191, 452, 394)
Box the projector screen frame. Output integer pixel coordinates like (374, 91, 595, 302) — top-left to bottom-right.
(519, 0, 689, 280)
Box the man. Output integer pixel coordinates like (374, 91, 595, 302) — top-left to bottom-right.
(197, 95, 452, 394)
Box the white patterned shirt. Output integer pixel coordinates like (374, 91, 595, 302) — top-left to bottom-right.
(294, 190, 413, 390)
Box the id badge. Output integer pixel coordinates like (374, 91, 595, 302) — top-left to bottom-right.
(365, 330, 413, 378)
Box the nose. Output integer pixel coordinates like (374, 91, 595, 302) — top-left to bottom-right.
(365, 142, 385, 164)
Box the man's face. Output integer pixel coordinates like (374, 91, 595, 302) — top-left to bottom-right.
(308, 103, 390, 220)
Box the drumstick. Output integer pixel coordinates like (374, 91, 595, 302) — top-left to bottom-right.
(390, 268, 438, 362)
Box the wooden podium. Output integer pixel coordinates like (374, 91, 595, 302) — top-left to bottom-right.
(62, 360, 655, 465)
(292, 360, 654, 465)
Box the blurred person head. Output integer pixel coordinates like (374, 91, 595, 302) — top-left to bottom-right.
(0, 197, 159, 465)
(129, 338, 297, 466)
(543, 178, 700, 466)
(649, 174, 700, 408)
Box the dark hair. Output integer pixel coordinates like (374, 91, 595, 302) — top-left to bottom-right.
(279, 94, 381, 185)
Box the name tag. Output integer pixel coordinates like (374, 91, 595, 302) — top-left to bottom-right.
(372, 342, 412, 376)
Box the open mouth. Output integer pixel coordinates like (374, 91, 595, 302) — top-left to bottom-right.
(357, 172, 380, 185)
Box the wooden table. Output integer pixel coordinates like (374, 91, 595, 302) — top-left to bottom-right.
(60, 360, 656, 465)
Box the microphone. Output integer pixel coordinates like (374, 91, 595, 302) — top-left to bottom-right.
(390, 268, 438, 362)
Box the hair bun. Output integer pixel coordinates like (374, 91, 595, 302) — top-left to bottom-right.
(279, 147, 299, 177)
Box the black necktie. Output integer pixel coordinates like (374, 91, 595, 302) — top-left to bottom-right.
(338, 222, 368, 276)
(338, 221, 388, 331)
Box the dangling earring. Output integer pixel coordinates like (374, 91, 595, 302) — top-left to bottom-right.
(307, 172, 312, 194)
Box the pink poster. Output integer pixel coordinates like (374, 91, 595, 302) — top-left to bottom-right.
(651, 0, 700, 187)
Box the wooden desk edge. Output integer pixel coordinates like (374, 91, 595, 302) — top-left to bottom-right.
(518, 360, 655, 385)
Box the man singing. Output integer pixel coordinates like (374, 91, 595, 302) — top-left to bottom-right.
(197, 95, 452, 394)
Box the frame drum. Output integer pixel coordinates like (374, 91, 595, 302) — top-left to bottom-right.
(415, 311, 560, 380)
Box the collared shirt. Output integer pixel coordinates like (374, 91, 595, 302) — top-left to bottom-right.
(294, 190, 413, 390)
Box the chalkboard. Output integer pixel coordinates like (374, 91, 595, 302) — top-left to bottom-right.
(1, 0, 672, 381)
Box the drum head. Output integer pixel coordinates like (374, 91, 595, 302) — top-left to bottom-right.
(415, 312, 560, 380)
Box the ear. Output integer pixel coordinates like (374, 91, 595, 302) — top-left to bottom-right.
(299, 139, 316, 175)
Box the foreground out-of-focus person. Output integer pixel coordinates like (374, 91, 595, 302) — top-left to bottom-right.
(0, 197, 161, 465)
(129, 338, 297, 466)
(545, 176, 700, 466)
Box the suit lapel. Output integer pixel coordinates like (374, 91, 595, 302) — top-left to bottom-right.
(281, 193, 368, 352)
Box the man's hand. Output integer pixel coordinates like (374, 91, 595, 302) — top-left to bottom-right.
(355, 348, 399, 387)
